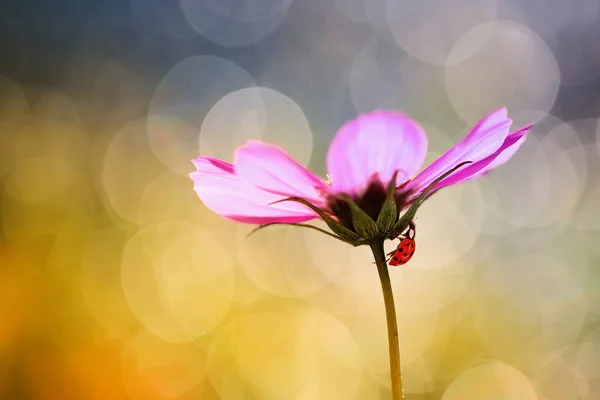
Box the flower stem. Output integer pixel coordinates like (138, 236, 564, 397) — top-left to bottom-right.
(370, 239, 403, 400)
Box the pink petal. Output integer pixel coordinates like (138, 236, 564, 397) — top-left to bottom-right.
(234, 141, 327, 207)
(326, 111, 428, 195)
(190, 157, 319, 224)
(433, 124, 532, 189)
(408, 107, 512, 192)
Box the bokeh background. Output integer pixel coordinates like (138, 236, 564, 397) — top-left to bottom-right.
(1, 0, 600, 399)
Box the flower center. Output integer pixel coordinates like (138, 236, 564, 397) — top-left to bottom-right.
(325, 179, 414, 233)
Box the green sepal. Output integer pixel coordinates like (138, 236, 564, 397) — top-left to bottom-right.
(376, 170, 400, 233)
(269, 197, 361, 241)
(392, 161, 473, 235)
(340, 194, 379, 238)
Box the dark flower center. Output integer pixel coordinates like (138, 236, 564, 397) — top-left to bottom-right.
(325, 179, 414, 233)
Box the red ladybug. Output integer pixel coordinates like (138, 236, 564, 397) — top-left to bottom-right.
(387, 221, 416, 266)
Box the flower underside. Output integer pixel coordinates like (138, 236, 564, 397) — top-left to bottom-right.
(325, 178, 414, 232)
(250, 161, 472, 246)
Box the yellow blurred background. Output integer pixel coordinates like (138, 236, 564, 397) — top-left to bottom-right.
(1, 1, 600, 399)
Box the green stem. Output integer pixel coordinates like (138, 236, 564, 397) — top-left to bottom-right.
(370, 239, 403, 400)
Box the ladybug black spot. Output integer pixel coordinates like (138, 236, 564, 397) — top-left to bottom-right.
(393, 257, 399, 261)
(410, 251, 414, 256)
(398, 248, 404, 253)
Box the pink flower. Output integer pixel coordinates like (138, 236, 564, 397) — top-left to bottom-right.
(190, 107, 531, 244)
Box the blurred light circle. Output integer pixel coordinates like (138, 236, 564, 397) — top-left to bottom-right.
(251, 39, 350, 126)
(478, 133, 553, 232)
(201, 86, 314, 165)
(597, 118, 600, 155)
(366, 0, 402, 42)
(286, 0, 367, 57)
(483, 254, 587, 352)
(481, 115, 589, 231)
(29, 93, 89, 171)
(80, 228, 138, 340)
(596, 119, 600, 154)
(4, 157, 79, 203)
(413, 177, 485, 269)
(348, 40, 411, 113)
(331, 246, 383, 303)
(32, 92, 85, 129)
(187, 208, 275, 309)
(576, 341, 600, 380)
(137, 171, 198, 225)
(203, 0, 295, 23)
(420, 132, 451, 172)
(533, 353, 589, 400)
(179, 0, 288, 47)
(146, 116, 199, 176)
(500, 0, 600, 86)
(235, 225, 332, 298)
(445, 21, 560, 127)
(148, 55, 254, 166)
(302, 220, 348, 282)
(442, 360, 538, 399)
(531, 121, 587, 227)
(102, 119, 165, 225)
(121, 332, 208, 399)
(580, 247, 600, 315)
(401, 360, 437, 395)
(348, 301, 438, 390)
(158, 223, 235, 333)
(567, 131, 600, 232)
(295, 310, 362, 399)
(394, 261, 474, 318)
(207, 308, 361, 399)
(187, 205, 240, 254)
(303, 246, 385, 318)
(332, 0, 369, 22)
(249, 86, 315, 165)
(574, 183, 600, 231)
(198, 87, 266, 162)
(121, 221, 235, 343)
(207, 310, 318, 399)
(386, 0, 499, 65)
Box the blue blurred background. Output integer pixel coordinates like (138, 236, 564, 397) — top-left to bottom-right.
(1, 0, 600, 399)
